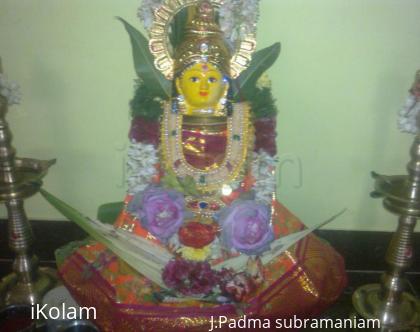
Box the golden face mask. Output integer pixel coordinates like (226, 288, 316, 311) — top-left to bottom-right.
(175, 63, 228, 115)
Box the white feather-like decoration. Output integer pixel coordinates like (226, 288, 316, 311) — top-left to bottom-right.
(0, 73, 21, 106)
(398, 93, 420, 134)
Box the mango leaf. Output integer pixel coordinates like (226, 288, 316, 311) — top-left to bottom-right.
(233, 42, 281, 100)
(169, 7, 188, 50)
(117, 17, 171, 98)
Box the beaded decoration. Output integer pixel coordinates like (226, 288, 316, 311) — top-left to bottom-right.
(161, 102, 252, 193)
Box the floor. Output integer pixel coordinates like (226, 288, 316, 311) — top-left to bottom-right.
(0, 270, 417, 331)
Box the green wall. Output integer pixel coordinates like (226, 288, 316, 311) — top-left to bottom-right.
(0, 0, 419, 231)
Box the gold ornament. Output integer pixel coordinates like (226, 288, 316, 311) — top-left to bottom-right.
(161, 101, 252, 193)
(149, 0, 256, 79)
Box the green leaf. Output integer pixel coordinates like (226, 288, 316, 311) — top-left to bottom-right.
(169, 7, 188, 50)
(180, 175, 200, 197)
(97, 202, 124, 224)
(161, 168, 184, 192)
(161, 169, 200, 196)
(233, 43, 281, 100)
(40, 188, 171, 288)
(249, 87, 278, 118)
(117, 17, 171, 98)
(130, 81, 164, 120)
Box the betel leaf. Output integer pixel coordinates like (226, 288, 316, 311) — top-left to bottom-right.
(233, 42, 281, 100)
(117, 17, 171, 98)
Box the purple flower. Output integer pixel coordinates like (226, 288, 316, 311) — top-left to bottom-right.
(216, 200, 274, 255)
(162, 259, 219, 296)
(128, 185, 185, 243)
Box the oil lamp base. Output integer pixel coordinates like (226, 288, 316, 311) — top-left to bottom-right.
(352, 283, 420, 331)
(0, 267, 58, 308)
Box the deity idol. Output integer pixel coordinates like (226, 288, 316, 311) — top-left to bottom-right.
(53, 1, 346, 331)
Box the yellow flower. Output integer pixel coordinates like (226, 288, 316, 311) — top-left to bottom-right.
(178, 245, 212, 261)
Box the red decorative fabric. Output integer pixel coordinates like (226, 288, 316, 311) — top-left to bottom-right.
(182, 127, 227, 170)
(59, 234, 346, 332)
(58, 201, 347, 332)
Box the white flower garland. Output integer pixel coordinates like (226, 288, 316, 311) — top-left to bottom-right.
(219, 0, 260, 47)
(137, 0, 260, 47)
(398, 93, 420, 134)
(126, 138, 277, 206)
(137, 0, 164, 31)
(251, 151, 277, 204)
(0, 73, 21, 106)
(126, 140, 159, 194)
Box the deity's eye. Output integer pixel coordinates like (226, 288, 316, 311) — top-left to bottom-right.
(208, 77, 217, 83)
(189, 76, 200, 83)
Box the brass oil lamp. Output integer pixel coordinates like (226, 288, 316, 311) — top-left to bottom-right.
(352, 72, 420, 331)
(0, 58, 57, 307)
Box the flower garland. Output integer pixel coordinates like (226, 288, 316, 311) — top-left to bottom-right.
(137, 0, 260, 48)
(130, 80, 164, 121)
(398, 73, 420, 135)
(251, 151, 277, 204)
(219, 0, 260, 47)
(126, 144, 276, 204)
(256, 72, 271, 89)
(0, 73, 21, 106)
(137, 0, 164, 31)
(161, 257, 262, 301)
(398, 93, 420, 134)
(126, 140, 159, 194)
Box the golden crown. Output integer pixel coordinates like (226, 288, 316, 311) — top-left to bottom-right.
(173, 2, 231, 75)
(148, 0, 256, 80)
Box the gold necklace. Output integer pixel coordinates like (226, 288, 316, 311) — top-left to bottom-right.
(161, 102, 251, 193)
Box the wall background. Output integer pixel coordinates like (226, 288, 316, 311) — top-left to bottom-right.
(0, 0, 419, 231)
